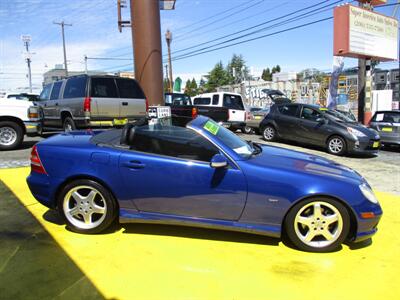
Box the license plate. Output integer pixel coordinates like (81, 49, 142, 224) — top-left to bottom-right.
(382, 127, 393, 132)
(373, 141, 380, 148)
(255, 116, 261, 120)
(113, 118, 128, 126)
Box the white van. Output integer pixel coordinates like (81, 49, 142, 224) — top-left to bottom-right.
(192, 92, 247, 131)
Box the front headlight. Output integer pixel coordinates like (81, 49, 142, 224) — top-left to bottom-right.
(347, 127, 366, 138)
(359, 184, 378, 204)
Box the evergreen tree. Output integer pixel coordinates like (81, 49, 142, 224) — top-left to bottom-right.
(184, 79, 191, 94)
(205, 61, 229, 92)
(189, 78, 198, 96)
(227, 54, 249, 84)
(262, 67, 272, 81)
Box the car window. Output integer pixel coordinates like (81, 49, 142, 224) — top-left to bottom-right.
(278, 105, 298, 117)
(212, 95, 219, 105)
(90, 77, 118, 98)
(50, 81, 63, 100)
(193, 97, 211, 105)
(39, 84, 52, 101)
(171, 94, 192, 106)
(301, 107, 322, 121)
(223, 94, 244, 110)
(130, 125, 219, 162)
(373, 112, 400, 123)
(63, 77, 87, 98)
(116, 78, 145, 99)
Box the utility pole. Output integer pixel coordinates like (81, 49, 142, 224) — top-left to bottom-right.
(165, 64, 169, 91)
(130, 0, 164, 106)
(54, 21, 72, 77)
(84, 55, 88, 74)
(165, 30, 173, 93)
(21, 35, 32, 93)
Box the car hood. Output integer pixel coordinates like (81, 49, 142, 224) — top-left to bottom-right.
(331, 120, 379, 139)
(248, 144, 363, 183)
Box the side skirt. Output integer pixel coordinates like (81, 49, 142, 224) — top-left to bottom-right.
(119, 208, 281, 238)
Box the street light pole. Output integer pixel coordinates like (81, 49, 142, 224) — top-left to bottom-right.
(165, 30, 173, 93)
(130, 0, 164, 106)
(54, 21, 72, 77)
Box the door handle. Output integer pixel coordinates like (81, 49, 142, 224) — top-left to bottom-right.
(122, 102, 128, 106)
(122, 161, 145, 169)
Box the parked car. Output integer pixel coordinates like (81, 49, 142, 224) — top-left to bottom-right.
(0, 97, 40, 150)
(37, 75, 147, 132)
(369, 110, 400, 147)
(164, 92, 229, 127)
(259, 103, 380, 156)
(193, 92, 247, 132)
(27, 116, 382, 252)
(1, 92, 39, 102)
(246, 107, 270, 133)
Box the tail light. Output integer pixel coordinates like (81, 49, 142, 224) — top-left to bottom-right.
(192, 107, 198, 119)
(84, 97, 91, 112)
(30, 145, 47, 174)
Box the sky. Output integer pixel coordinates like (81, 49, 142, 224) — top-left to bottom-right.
(0, 0, 399, 92)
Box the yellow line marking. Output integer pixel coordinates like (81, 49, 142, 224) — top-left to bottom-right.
(1, 168, 400, 300)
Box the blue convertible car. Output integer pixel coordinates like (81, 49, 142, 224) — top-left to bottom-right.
(27, 116, 382, 252)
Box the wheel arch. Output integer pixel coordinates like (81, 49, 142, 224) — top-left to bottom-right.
(54, 174, 119, 211)
(60, 110, 73, 122)
(282, 193, 358, 241)
(0, 116, 26, 135)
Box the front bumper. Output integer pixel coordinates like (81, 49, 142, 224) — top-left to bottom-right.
(24, 121, 40, 136)
(348, 137, 380, 154)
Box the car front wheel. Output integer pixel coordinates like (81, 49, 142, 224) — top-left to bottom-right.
(58, 179, 118, 234)
(327, 136, 346, 156)
(241, 126, 253, 134)
(63, 117, 76, 132)
(0, 121, 24, 150)
(284, 198, 350, 252)
(262, 125, 277, 141)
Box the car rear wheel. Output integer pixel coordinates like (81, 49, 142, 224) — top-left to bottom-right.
(284, 198, 350, 252)
(63, 117, 76, 132)
(327, 136, 346, 156)
(241, 126, 253, 134)
(262, 125, 277, 141)
(0, 121, 24, 150)
(58, 179, 117, 234)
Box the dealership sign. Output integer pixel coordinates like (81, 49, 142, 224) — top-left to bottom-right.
(334, 5, 399, 61)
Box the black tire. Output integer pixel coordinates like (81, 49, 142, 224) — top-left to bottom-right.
(284, 197, 350, 252)
(63, 116, 76, 132)
(57, 179, 118, 234)
(0, 121, 24, 150)
(327, 135, 347, 156)
(262, 125, 277, 141)
(241, 126, 253, 134)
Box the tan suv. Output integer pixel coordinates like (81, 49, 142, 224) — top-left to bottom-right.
(38, 75, 147, 131)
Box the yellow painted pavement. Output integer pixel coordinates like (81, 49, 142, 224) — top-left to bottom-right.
(1, 167, 400, 300)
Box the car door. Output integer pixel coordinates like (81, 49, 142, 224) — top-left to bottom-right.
(47, 81, 63, 126)
(115, 78, 147, 121)
(119, 125, 247, 220)
(296, 106, 327, 145)
(274, 104, 300, 140)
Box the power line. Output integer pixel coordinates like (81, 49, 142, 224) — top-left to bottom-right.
(171, 0, 343, 59)
(171, 17, 334, 62)
(86, 57, 133, 61)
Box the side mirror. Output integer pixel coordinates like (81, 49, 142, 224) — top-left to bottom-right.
(316, 117, 327, 124)
(210, 154, 228, 168)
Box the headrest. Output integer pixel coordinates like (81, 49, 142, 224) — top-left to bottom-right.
(120, 118, 148, 145)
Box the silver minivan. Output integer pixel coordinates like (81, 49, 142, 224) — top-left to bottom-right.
(38, 75, 147, 131)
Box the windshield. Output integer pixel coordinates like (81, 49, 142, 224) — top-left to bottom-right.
(323, 109, 355, 123)
(372, 112, 400, 123)
(165, 93, 192, 106)
(200, 119, 254, 158)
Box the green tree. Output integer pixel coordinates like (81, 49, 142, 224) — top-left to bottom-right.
(198, 77, 206, 93)
(226, 54, 249, 84)
(184, 79, 191, 94)
(189, 78, 198, 96)
(262, 67, 272, 81)
(163, 78, 170, 92)
(205, 61, 230, 92)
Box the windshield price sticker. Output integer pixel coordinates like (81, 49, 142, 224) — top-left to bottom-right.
(204, 121, 219, 135)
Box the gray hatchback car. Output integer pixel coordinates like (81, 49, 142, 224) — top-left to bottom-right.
(38, 75, 147, 131)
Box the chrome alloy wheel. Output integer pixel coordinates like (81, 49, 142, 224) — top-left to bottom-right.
(63, 186, 107, 230)
(328, 138, 344, 154)
(0, 126, 17, 146)
(294, 201, 343, 248)
(263, 127, 274, 140)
